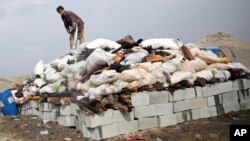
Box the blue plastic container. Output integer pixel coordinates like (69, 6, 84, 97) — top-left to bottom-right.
(0, 89, 18, 116)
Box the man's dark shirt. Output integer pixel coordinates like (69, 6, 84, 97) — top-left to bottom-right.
(61, 11, 84, 32)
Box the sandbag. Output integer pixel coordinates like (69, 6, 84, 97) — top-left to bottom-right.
(119, 68, 142, 82)
(171, 71, 196, 85)
(196, 70, 213, 81)
(140, 38, 183, 50)
(214, 70, 231, 82)
(230, 62, 250, 73)
(39, 84, 55, 94)
(33, 60, 44, 75)
(179, 59, 207, 73)
(85, 48, 116, 72)
(86, 38, 121, 50)
(162, 61, 178, 74)
(196, 50, 220, 64)
(34, 78, 46, 88)
(207, 63, 234, 70)
(122, 47, 148, 65)
(89, 70, 119, 86)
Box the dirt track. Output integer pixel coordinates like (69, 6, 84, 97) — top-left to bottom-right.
(1, 110, 250, 141)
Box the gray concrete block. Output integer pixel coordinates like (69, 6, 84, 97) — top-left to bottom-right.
(241, 99, 250, 110)
(238, 89, 250, 100)
(57, 115, 75, 127)
(208, 95, 222, 106)
(223, 102, 241, 113)
(32, 108, 39, 116)
(39, 103, 55, 112)
(202, 84, 218, 97)
(138, 117, 157, 130)
(158, 114, 177, 127)
(70, 103, 80, 116)
(134, 105, 155, 118)
(191, 107, 210, 120)
(85, 109, 113, 128)
(74, 119, 92, 138)
(42, 109, 58, 122)
(91, 123, 119, 140)
(131, 92, 150, 106)
(20, 108, 32, 115)
(209, 105, 225, 117)
(194, 87, 203, 98)
(116, 120, 138, 135)
(175, 110, 192, 123)
(113, 110, 134, 122)
(191, 98, 208, 109)
(60, 105, 71, 116)
(76, 110, 86, 123)
(30, 100, 39, 108)
(221, 91, 239, 104)
(173, 99, 191, 112)
(74, 117, 82, 132)
(149, 91, 169, 104)
(169, 88, 196, 102)
(155, 103, 173, 116)
(218, 81, 234, 93)
(233, 79, 244, 91)
(243, 79, 250, 89)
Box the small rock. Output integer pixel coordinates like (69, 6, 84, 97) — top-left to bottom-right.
(209, 133, 218, 139)
(156, 137, 163, 141)
(40, 130, 49, 135)
(64, 137, 72, 141)
(195, 133, 203, 141)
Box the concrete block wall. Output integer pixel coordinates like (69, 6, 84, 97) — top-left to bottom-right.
(20, 79, 250, 140)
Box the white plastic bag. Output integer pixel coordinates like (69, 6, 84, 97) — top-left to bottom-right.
(39, 84, 55, 94)
(196, 70, 213, 81)
(122, 47, 148, 65)
(197, 50, 220, 64)
(171, 71, 196, 85)
(89, 70, 119, 86)
(119, 68, 142, 82)
(214, 70, 231, 82)
(33, 60, 44, 75)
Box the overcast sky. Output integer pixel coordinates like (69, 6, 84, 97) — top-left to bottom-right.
(0, 0, 249, 77)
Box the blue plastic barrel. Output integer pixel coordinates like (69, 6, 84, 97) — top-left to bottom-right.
(0, 89, 18, 116)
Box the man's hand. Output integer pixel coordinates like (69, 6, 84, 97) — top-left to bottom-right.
(69, 23, 77, 33)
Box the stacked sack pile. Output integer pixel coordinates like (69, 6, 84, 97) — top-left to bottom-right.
(12, 35, 250, 114)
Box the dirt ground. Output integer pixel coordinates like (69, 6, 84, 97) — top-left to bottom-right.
(1, 110, 250, 141)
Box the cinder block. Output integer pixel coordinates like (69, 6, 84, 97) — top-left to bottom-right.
(138, 117, 157, 130)
(175, 110, 192, 123)
(57, 115, 75, 127)
(233, 79, 244, 91)
(30, 100, 39, 108)
(70, 103, 80, 116)
(20, 108, 32, 115)
(158, 114, 177, 127)
(202, 84, 218, 97)
(238, 89, 250, 100)
(131, 92, 150, 106)
(149, 91, 169, 104)
(91, 123, 118, 140)
(42, 109, 58, 122)
(39, 103, 56, 112)
(243, 79, 250, 89)
(191, 107, 210, 120)
(116, 120, 138, 134)
(173, 99, 191, 112)
(191, 98, 208, 109)
(194, 87, 203, 98)
(113, 110, 134, 122)
(134, 105, 155, 118)
(217, 81, 234, 93)
(76, 110, 86, 123)
(155, 103, 173, 116)
(221, 91, 238, 104)
(208, 95, 222, 106)
(60, 105, 71, 116)
(74, 117, 82, 131)
(85, 109, 113, 128)
(32, 108, 39, 116)
(209, 105, 225, 117)
(223, 102, 240, 113)
(241, 99, 250, 110)
(169, 88, 196, 101)
(74, 118, 92, 138)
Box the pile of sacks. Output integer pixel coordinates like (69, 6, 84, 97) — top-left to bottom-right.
(12, 35, 250, 112)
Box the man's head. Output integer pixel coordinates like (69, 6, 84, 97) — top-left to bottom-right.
(56, 6, 65, 15)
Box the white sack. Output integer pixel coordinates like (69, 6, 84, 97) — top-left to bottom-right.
(140, 38, 183, 50)
(197, 50, 220, 64)
(33, 60, 44, 75)
(39, 84, 55, 94)
(214, 70, 231, 82)
(86, 38, 121, 50)
(89, 70, 119, 86)
(122, 47, 148, 65)
(171, 71, 196, 85)
(196, 70, 213, 81)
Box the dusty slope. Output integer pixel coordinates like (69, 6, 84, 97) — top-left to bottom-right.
(196, 32, 250, 69)
(0, 75, 30, 91)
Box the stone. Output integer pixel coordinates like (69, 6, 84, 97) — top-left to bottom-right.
(138, 117, 157, 130)
(191, 98, 208, 109)
(173, 99, 191, 112)
(131, 92, 150, 106)
(157, 114, 177, 127)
